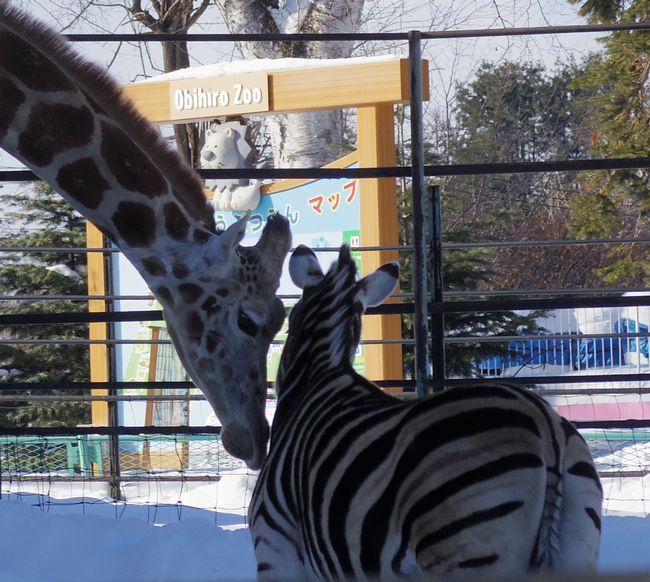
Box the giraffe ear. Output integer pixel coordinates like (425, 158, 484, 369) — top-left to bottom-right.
(357, 262, 399, 309)
(203, 214, 250, 275)
(289, 245, 324, 289)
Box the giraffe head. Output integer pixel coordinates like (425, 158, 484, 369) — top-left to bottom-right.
(158, 213, 291, 470)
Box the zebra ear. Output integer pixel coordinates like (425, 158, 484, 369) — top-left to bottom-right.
(357, 262, 399, 309)
(289, 245, 324, 289)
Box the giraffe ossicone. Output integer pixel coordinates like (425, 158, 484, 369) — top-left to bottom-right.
(0, 4, 292, 470)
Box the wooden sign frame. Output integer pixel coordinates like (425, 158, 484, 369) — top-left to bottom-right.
(89, 58, 429, 424)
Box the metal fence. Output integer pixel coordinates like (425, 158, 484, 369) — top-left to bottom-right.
(1, 25, 650, 512)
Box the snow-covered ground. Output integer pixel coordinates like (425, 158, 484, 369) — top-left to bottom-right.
(0, 469, 649, 581)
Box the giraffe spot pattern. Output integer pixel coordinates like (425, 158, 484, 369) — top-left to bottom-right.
(19, 103, 94, 167)
(206, 331, 222, 354)
(178, 283, 203, 303)
(172, 187, 209, 224)
(154, 285, 174, 307)
(172, 261, 190, 279)
(56, 158, 109, 210)
(201, 296, 221, 316)
(222, 364, 233, 382)
(142, 256, 166, 277)
(193, 229, 211, 245)
(186, 311, 204, 339)
(0, 77, 25, 139)
(0, 31, 74, 92)
(100, 122, 167, 198)
(198, 357, 215, 373)
(163, 202, 190, 241)
(112, 201, 157, 248)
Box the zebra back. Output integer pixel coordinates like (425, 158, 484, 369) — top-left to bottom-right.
(250, 245, 602, 581)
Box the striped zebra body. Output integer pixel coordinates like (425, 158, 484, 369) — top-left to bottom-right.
(249, 245, 602, 581)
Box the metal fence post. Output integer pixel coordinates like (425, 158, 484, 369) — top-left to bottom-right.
(105, 252, 122, 501)
(429, 185, 446, 390)
(408, 30, 431, 398)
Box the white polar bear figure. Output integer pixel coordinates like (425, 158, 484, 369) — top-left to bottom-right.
(200, 120, 261, 212)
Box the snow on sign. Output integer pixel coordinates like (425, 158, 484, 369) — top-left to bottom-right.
(168, 72, 269, 119)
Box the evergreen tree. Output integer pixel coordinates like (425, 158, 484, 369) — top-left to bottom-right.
(446, 60, 594, 238)
(0, 182, 90, 427)
(396, 130, 540, 378)
(444, 59, 610, 291)
(567, 0, 650, 285)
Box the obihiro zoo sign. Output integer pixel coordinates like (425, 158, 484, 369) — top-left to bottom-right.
(169, 73, 269, 119)
(88, 58, 430, 426)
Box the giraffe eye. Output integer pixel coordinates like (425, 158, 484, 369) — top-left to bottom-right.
(237, 308, 259, 337)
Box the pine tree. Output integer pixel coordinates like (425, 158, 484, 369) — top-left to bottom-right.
(567, 0, 650, 285)
(396, 130, 540, 378)
(443, 59, 613, 291)
(0, 182, 90, 427)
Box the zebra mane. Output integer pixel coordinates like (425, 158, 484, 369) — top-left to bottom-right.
(278, 246, 361, 391)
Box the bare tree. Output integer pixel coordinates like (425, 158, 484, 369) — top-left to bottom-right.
(215, 1, 365, 168)
(128, 1, 210, 167)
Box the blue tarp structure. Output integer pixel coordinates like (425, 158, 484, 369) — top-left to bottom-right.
(615, 318, 649, 359)
(476, 319, 649, 375)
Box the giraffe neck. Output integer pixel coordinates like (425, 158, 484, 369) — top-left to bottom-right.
(0, 6, 293, 471)
(0, 6, 215, 265)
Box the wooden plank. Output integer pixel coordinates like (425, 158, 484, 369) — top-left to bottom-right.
(123, 59, 429, 123)
(86, 222, 109, 427)
(268, 59, 428, 114)
(203, 151, 358, 201)
(260, 151, 358, 195)
(122, 81, 171, 122)
(357, 104, 403, 391)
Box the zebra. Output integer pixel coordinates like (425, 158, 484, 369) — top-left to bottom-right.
(249, 244, 602, 581)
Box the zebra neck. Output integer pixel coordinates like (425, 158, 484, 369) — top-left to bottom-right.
(273, 365, 354, 431)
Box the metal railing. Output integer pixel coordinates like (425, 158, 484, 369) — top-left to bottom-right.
(0, 25, 649, 501)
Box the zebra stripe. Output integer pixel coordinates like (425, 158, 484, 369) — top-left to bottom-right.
(250, 245, 602, 581)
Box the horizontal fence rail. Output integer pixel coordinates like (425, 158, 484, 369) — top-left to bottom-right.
(2, 157, 650, 183)
(0, 25, 647, 512)
(57, 20, 650, 42)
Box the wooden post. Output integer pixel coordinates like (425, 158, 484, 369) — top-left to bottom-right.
(86, 222, 109, 427)
(357, 104, 403, 391)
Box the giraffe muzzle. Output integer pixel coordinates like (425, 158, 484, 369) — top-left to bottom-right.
(221, 419, 269, 471)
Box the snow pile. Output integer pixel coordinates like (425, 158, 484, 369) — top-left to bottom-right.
(0, 473, 649, 580)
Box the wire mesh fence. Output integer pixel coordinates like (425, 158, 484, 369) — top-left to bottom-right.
(1, 427, 649, 518)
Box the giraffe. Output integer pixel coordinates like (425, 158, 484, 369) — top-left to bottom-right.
(0, 4, 291, 470)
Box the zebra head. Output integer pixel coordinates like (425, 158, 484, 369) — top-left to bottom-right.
(284, 244, 399, 374)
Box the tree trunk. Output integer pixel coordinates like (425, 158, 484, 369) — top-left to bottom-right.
(129, 1, 209, 167)
(161, 40, 200, 167)
(216, 0, 365, 168)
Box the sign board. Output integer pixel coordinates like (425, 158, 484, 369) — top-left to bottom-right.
(113, 168, 361, 427)
(168, 72, 269, 120)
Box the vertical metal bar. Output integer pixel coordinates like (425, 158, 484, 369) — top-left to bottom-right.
(105, 248, 121, 501)
(430, 185, 446, 390)
(408, 30, 430, 398)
